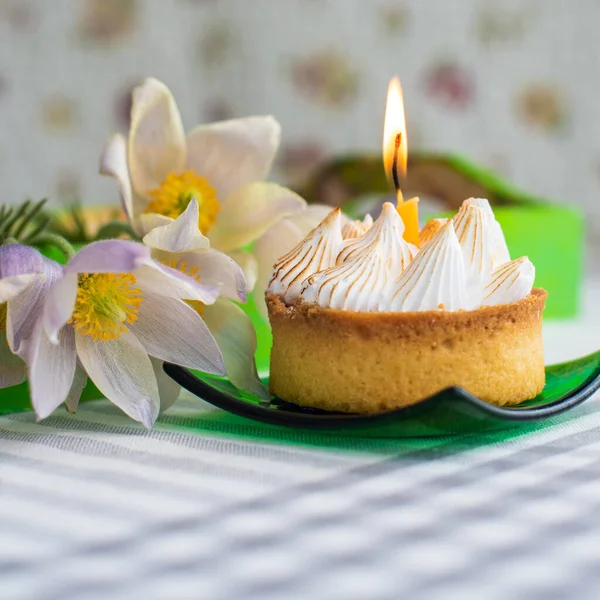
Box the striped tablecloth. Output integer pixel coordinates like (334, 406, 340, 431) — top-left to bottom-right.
(2, 281, 600, 600)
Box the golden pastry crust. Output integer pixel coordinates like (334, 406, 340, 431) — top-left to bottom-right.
(267, 289, 547, 413)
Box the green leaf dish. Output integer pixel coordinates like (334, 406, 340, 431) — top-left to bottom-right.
(163, 350, 600, 438)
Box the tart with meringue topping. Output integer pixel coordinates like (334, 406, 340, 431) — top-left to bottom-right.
(266, 199, 547, 413)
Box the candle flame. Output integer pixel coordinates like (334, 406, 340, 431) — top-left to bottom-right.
(383, 77, 408, 192)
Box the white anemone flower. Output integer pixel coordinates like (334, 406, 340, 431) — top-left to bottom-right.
(28, 240, 226, 428)
(0, 245, 61, 388)
(100, 77, 307, 291)
(142, 198, 268, 400)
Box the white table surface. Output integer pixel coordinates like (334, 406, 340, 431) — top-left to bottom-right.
(543, 279, 600, 364)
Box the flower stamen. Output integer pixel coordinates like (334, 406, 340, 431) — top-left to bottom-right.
(70, 273, 142, 341)
(159, 259, 205, 315)
(160, 258, 201, 282)
(145, 170, 220, 234)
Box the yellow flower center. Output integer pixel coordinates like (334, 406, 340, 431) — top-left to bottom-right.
(69, 273, 142, 342)
(160, 258, 205, 316)
(0, 302, 6, 334)
(145, 170, 220, 234)
(186, 299, 206, 316)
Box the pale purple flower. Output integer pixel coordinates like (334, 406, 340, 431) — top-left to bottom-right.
(28, 240, 226, 428)
(0, 245, 60, 388)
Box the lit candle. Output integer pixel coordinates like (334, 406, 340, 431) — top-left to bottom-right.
(382, 77, 420, 246)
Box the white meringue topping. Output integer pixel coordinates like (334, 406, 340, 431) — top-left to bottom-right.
(419, 218, 447, 245)
(389, 220, 468, 312)
(301, 239, 389, 311)
(342, 214, 373, 239)
(459, 198, 510, 268)
(337, 203, 416, 267)
(482, 256, 535, 306)
(267, 197, 535, 313)
(453, 204, 494, 295)
(300, 204, 414, 310)
(267, 207, 343, 303)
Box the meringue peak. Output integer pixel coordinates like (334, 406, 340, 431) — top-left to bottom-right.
(342, 214, 373, 239)
(338, 202, 415, 268)
(453, 203, 494, 292)
(482, 256, 535, 306)
(267, 207, 343, 302)
(301, 204, 414, 311)
(390, 220, 468, 312)
(420, 218, 448, 245)
(459, 198, 510, 268)
(301, 239, 389, 311)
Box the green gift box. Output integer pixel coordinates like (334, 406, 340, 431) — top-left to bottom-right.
(493, 205, 583, 319)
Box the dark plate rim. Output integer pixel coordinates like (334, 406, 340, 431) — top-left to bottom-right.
(163, 354, 600, 430)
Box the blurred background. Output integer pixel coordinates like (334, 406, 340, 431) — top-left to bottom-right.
(0, 0, 597, 253)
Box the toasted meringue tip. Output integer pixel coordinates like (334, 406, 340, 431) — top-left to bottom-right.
(419, 218, 447, 244)
(374, 201, 405, 232)
(431, 217, 457, 241)
(515, 256, 535, 274)
(305, 206, 342, 238)
(268, 204, 345, 302)
(341, 212, 374, 240)
(457, 203, 485, 216)
(461, 197, 492, 212)
(380, 201, 397, 215)
(319, 207, 342, 229)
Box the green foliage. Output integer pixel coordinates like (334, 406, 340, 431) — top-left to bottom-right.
(0, 199, 76, 260)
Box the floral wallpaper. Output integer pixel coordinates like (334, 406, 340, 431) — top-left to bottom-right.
(1, 0, 599, 247)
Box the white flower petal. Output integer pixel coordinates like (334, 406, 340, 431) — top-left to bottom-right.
(253, 218, 305, 319)
(138, 213, 174, 237)
(29, 323, 77, 419)
(0, 332, 26, 389)
(209, 182, 306, 252)
(65, 362, 88, 413)
(0, 274, 37, 303)
(43, 273, 78, 345)
(128, 294, 225, 375)
(142, 199, 210, 253)
(226, 250, 256, 296)
(99, 133, 145, 225)
(7, 257, 62, 356)
(128, 78, 186, 196)
(186, 116, 281, 200)
(76, 330, 160, 429)
(64, 240, 152, 275)
(150, 356, 181, 412)
(155, 248, 247, 301)
(202, 298, 269, 399)
(135, 262, 219, 304)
